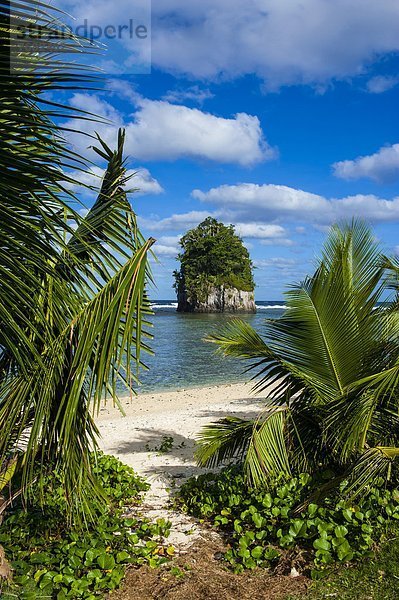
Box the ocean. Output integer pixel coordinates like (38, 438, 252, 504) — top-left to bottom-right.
(129, 301, 286, 394)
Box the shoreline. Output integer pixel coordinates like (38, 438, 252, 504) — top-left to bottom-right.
(97, 380, 256, 421)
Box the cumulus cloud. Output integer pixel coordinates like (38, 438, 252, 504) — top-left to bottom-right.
(193, 182, 399, 224)
(234, 223, 294, 246)
(138, 211, 212, 232)
(333, 144, 399, 183)
(149, 0, 399, 89)
(155, 236, 181, 258)
(59, 1, 399, 89)
(234, 223, 285, 239)
(192, 183, 329, 221)
(260, 238, 294, 247)
(65, 94, 274, 166)
(138, 211, 294, 247)
(254, 257, 297, 268)
(253, 257, 307, 283)
(129, 168, 164, 195)
(366, 76, 399, 94)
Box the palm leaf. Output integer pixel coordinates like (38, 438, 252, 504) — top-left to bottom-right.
(199, 221, 397, 490)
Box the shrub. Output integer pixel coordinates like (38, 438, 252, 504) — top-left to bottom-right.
(176, 467, 399, 574)
(0, 453, 171, 599)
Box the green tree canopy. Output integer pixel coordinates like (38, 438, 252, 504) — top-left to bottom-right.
(174, 217, 255, 300)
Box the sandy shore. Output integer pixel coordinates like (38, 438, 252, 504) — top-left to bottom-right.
(97, 381, 263, 483)
(97, 382, 264, 548)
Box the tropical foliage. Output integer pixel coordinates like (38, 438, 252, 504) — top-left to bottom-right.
(177, 466, 399, 573)
(197, 222, 399, 495)
(173, 217, 255, 303)
(0, 454, 171, 599)
(0, 0, 154, 519)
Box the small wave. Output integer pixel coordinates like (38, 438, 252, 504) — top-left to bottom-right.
(256, 304, 287, 310)
(151, 302, 178, 309)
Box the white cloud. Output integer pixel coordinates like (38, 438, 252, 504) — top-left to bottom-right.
(155, 245, 179, 258)
(253, 257, 307, 282)
(138, 211, 211, 232)
(65, 94, 274, 166)
(254, 257, 297, 268)
(138, 210, 296, 247)
(128, 168, 164, 196)
(64, 166, 163, 197)
(149, 0, 399, 89)
(234, 223, 286, 239)
(162, 86, 214, 105)
(260, 238, 294, 247)
(58, 1, 399, 89)
(106, 79, 140, 102)
(193, 183, 329, 221)
(149, 236, 181, 259)
(154, 235, 181, 258)
(235, 223, 294, 246)
(193, 182, 399, 224)
(366, 76, 399, 94)
(333, 144, 399, 183)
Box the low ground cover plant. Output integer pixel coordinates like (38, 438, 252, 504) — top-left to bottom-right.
(0, 453, 171, 599)
(176, 467, 399, 575)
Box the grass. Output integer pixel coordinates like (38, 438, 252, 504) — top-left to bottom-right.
(289, 527, 399, 599)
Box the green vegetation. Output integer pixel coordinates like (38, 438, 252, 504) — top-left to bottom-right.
(2, 1, 399, 596)
(176, 467, 399, 576)
(301, 531, 399, 599)
(145, 435, 175, 454)
(174, 217, 255, 303)
(0, 0, 153, 519)
(198, 222, 399, 497)
(0, 453, 171, 599)
(0, 1, 156, 592)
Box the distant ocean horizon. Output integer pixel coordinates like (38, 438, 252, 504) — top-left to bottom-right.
(149, 300, 288, 311)
(123, 300, 287, 395)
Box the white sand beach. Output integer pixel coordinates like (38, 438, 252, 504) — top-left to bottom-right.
(97, 382, 264, 548)
(97, 382, 263, 480)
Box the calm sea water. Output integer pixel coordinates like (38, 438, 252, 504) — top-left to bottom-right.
(128, 301, 286, 393)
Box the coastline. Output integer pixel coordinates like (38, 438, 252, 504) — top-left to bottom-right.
(96, 382, 263, 482)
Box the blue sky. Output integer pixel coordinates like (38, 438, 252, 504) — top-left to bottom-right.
(58, 0, 399, 299)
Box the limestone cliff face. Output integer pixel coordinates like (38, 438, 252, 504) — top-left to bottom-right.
(177, 285, 256, 313)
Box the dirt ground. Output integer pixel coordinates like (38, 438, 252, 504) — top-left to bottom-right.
(109, 537, 309, 600)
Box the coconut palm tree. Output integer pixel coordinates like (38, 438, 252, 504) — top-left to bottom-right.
(197, 222, 399, 495)
(0, 0, 154, 520)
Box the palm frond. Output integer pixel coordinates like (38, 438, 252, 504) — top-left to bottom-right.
(200, 221, 398, 490)
(196, 417, 255, 468)
(0, 1, 156, 515)
(244, 408, 291, 486)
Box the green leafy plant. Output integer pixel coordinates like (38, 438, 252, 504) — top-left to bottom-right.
(0, 0, 155, 519)
(198, 222, 399, 495)
(176, 467, 399, 574)
(0, 454, 171, 599)
(145, 435, 175, 454)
